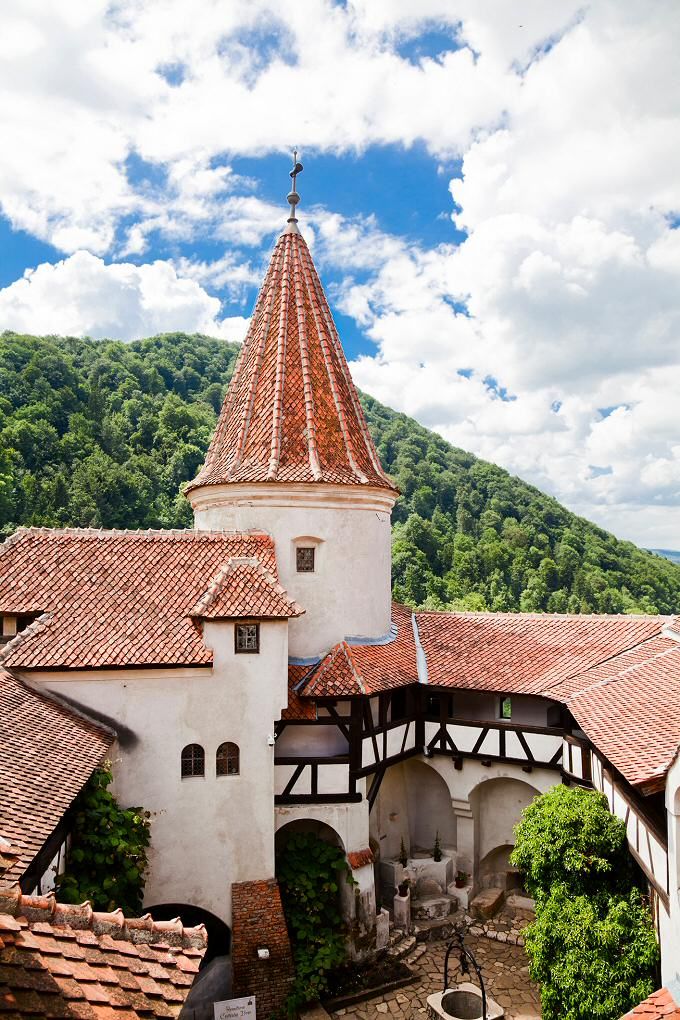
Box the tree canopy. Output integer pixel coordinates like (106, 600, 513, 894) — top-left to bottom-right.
(2, 330, 680, 615)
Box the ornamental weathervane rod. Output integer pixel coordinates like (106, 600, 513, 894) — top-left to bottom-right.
(285, 149, 303, 233)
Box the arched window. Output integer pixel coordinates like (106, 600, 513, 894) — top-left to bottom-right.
(216, 742, 240, 777)
(181, 743, 205, 778)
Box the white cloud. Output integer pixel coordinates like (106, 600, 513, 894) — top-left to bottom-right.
(1, 0, 680, 547)
(0, 251, 247, 342)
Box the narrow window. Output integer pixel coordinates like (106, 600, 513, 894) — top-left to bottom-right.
(235, 622, 259, 653)
(296, 547, 315, 572)
(216, 742, 240, 776)
(391, 689, 407, 721)
(500, 696, 512, 720)
(181, 743, 205, 778)
(426, 693, 441, 719)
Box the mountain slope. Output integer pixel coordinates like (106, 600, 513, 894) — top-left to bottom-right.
(1, 330, 679, 615)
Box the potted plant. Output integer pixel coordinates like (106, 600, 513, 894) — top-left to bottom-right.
(455, 870, 468, 888)
(397, 877, 411, 898)
(433, 830, 442, 862)
(398, 837, 408, 869)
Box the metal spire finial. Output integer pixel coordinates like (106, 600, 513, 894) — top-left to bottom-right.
(285, 149, 303, 234)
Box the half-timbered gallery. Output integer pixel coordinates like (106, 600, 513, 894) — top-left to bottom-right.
(1, 172, 680, 1012)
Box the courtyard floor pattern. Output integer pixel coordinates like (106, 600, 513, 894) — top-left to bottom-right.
(329, 936, 541, 1020)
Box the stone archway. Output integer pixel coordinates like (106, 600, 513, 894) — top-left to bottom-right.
(469, 777, 539, 892)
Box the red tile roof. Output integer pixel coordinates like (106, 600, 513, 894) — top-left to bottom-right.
(296, 607, 680, 789)
(621, 987, 680, 1017)
(0, 669, 112, 882)
(0, 528, 282, 671)
(347, 848, 374, 869)
(189, 557, 303, 619)
(414, 611, 680, 789)
(0, 886, 206, 1018)
(282, 665, 317, 720)
(568, 635, 680, 789)
(187, 229, 396, 493)
(415, 611, 668, 696)
(299, 602, 418, 699)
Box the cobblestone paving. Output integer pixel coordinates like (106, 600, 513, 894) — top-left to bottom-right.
(330, 936, 541, 1020)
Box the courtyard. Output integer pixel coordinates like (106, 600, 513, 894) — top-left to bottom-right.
(328, 935, 541, 1020)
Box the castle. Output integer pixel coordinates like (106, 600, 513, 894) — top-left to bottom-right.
(1, 170, 679, 1015)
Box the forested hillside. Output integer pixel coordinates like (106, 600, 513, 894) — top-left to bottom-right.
(2, 330, 679, 615)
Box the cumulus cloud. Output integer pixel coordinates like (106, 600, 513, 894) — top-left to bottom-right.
(0, 251, 248, 343)
(1, 0, 680, 546)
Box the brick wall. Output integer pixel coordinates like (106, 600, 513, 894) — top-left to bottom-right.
(231, 878, 295, 1018)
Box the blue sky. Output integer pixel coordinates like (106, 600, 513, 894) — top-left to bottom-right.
(1, 1, 679, 549)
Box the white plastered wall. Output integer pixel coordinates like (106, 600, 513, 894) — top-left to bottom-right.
(660, 754, 680, 993)
(372, 755, 556, 878)
(274, 793, 370, 856)
(21, 618, 289, 927)
(190, 483, 395, 658)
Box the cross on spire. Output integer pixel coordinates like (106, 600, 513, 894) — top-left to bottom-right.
(286, 150, 303, 233)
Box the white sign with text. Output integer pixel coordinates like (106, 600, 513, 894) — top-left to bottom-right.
(213, 995, 256, 1020)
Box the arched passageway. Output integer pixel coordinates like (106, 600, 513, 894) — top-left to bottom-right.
(275, 818, 345, 854)
(371, 758, 456, 862)
(469, 777, 539, 890)
(145, 903, 231, 965)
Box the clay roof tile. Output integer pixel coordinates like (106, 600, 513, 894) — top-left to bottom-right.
(187, 230, 396, 494)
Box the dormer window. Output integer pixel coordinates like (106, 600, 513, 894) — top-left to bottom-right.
(235, 622, 259, 653)
(296, 547, 315, 573)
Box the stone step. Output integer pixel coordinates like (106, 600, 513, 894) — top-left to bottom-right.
(386, 934, 416, 959)
(469, 886, 505, 921)
(405, 944, 427, 966)
(389, 927, 408, 948)
(412, 894, 455, 921)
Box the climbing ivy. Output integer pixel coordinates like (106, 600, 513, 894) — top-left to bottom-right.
(276, 831, 355, 1013)
(57, 766, 151, 915)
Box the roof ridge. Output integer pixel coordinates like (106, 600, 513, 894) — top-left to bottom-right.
(0, 885, 207, 950)
(302, 243, 389, 483)
(267, 236, 292, 480)
(298, 240, 368, 484)
(416, 609, 673, 621)
(293, 241, 322, 480)
(189, 556, 304, 620)
(1, 527, 273, 545)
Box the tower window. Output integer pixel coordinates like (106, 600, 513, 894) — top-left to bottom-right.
(235, 622, 259, 653)
(181, 743, 205, 778)
(216, 742, 240, 776)
(500, 697, 512, 720)
(296, 547, 315, 572)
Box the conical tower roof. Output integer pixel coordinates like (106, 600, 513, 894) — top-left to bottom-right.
(187, 189, 395, 494)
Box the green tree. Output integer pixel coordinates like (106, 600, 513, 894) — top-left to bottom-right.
(524, 886, 658, 1020)
(510, 786, 635, 900)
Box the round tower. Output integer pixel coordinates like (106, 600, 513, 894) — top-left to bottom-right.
(187, 160, 398, 658)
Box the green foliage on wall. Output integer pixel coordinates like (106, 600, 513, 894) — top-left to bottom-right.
(2, 330, 680, 615)
(276, 831, 354, 1011)
(56, 766, 151, 916)
(511, 786, 659, 1019)
(509, 785, 634, 900)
